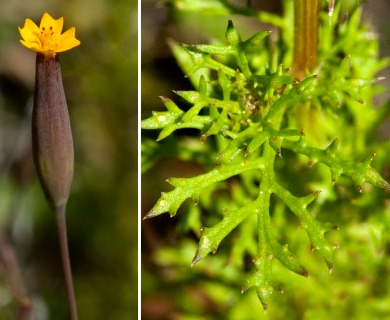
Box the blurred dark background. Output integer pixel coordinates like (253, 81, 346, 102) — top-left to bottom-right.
(0, 1, 137, 319)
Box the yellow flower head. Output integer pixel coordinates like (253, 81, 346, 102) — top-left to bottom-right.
(18, 12, 80, 54)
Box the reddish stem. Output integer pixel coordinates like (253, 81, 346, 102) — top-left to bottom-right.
(55, 206, 78, 320)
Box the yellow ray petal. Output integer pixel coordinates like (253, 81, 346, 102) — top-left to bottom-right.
(19, 19, 41, 43)
(40, 13, 57, 30)
(56, 28, 81, 52)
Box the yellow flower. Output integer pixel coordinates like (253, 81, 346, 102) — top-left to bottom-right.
(18, 12, 80, 54)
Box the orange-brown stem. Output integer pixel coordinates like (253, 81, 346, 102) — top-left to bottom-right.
(293, 0, 321, 80)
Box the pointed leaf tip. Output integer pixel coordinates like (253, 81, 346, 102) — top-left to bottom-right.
(327, 137, 340, 154)
(314, 190, 322, 197)
(159, 96, 170, 103)
(143, 211, 156, 220)
(379, 179, 390, 192)
(262, 303, 268, 315)
(327, 261, 333, 274)
(300, 268, 309, 278)
(273, 282, 284, 295)
(192, 253, 201, 266)
(241, 284, 249, 294)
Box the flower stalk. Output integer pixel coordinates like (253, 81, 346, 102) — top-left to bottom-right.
(55, 205, 77, 320)
(19, 12, 80, 320)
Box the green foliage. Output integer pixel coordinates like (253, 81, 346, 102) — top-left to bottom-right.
(142, 0, 390, 316)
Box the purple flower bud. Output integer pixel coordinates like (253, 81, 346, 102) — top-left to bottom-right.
(32, 52, 74, 209)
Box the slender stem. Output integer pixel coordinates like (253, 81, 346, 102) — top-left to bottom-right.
(55, 206, 78, 320)
(293, 0, 321, 80)
(0, 235, 32, 319)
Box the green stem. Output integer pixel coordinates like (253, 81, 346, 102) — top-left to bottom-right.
(145, 157, 267, 218)
(293, 0, 321, 80)
(55, 206, 78, 320)
(257, 143, 275, 261)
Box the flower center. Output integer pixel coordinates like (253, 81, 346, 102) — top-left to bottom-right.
(40, 25, 55, 46)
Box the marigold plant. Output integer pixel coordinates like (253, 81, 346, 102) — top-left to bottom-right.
(18, 12, 80, 320)
(142, 0, 390, 317)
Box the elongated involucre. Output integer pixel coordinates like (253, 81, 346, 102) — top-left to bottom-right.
(32, 53, 74, 209)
